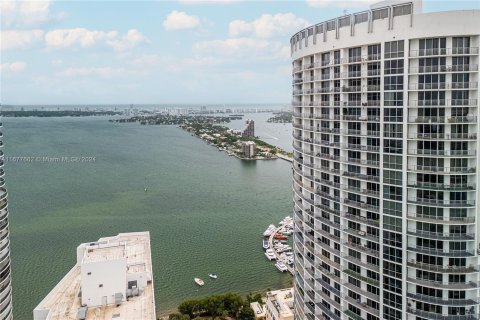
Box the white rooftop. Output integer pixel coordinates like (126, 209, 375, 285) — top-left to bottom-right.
(266, 288, 294, 318)
(33, 232, 156, 320)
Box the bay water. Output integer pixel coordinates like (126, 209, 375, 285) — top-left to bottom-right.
(3, 116, 292, 319)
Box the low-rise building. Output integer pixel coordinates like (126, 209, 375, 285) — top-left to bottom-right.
(33, 232, 155, 320)
(265, 288, 293, 320)
(250, 301, 266, 319)
(241, 141, 256, 158)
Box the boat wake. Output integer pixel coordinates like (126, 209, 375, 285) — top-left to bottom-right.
(262, 133, 279, 140)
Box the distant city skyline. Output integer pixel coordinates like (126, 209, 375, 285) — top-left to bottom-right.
(1, 0, 479, 105)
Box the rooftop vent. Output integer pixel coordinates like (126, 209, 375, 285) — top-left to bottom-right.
(77, 307, 87, 320)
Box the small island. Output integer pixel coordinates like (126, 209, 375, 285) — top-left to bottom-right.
(113, 114, 293, 162)
(266, 111, 292, 123)
(110, 114, 236, 125)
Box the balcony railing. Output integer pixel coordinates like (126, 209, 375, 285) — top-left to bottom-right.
(342, 213, 379, 226)
(407, 149, 476, 156)
(407, 165, 476, 174)
(407, 292, 479, 306)
(409, 47, 479, 57)
(342, 171, 379, 182)
(343, 241, 379, 257)
(343, 268, 379, 286)
(407, 212, 475, 224)
(408, 198, 475, 207)
(406, 260, 478, 273)
(407, 276, 480, 289)
(407, 246, 476, 257)
(408, 82, 478, 90)
(409, 64, 479, 73)
(342, 129, 380, 137)
(407, 182, 476, 191)
(407, 308, 480, 320)
(407, 228, 475, 240)
(344, 199, 379, 212)
(408, 133, 478, 140)
(410, 99, 478, 106)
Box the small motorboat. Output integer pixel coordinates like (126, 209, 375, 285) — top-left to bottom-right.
(209, 273, 217, 279)
(263, 239, 269, 249)
(194, 278, 205, 286)
(274, 234, 288, 240)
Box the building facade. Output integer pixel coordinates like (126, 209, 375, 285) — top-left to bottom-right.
(0, 115, 13, 319)
(242, 141, 257, 158)
(291, 1, 480, 319)
(242, 119, 255, 137)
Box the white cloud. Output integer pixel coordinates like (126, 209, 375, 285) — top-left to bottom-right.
(44, 28, 148, 51)
(132, 54, 161, 66)
(0, 29, 44, 50)
(163, 10, 200, 31)
(229, 13, 308, 38)
(106, 29, 149, 51)
(56, 67, 126, 78)
(0, 61, 27, 72)
(306, 0, 376, 7)
(1, 0, 56, 27)
(194, 37, 289, 60)
(45, 28, 117, 49)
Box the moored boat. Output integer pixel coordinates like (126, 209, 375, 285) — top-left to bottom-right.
(263, 224, 276, 237)
(274, 234, 288, 240)
(194, 278, 205, 286)
(275, 261, 288, 272)
(209, 273, 217, 279)
(265, 249, 276, 260)
(262, 239, 269, 249)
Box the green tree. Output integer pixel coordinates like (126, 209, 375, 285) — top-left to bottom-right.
(169, 313, 190, 320)
(237, 304, 255, 320)
(252, 293, 263, 304)
(178, 299, 201, 318)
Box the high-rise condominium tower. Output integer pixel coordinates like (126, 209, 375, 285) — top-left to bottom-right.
(291, 1, 479, 319)
(0, 114, 13, 319)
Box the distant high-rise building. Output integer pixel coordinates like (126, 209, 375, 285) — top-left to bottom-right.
(241, 141, 256, 158)
(242, 120, 255, 137)
(33, 232, 155, 320)
(291, 1, 480, 319)
(0, 112, 13, 319)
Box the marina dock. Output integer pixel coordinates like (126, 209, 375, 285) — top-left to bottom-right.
(267, 225, 294, 275)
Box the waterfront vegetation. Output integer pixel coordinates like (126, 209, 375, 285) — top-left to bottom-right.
(168, 293, 260, 320)
(266, 111, 292, 123)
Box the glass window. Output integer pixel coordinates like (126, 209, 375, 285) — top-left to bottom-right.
(385, 40, 404, 59)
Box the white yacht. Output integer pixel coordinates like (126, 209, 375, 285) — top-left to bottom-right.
(275, 261, 288, 272)
(263, 224, 276, 237)
(264, 249, 276, 260)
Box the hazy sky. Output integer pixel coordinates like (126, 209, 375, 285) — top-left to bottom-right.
(1, 0, 479, 105)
